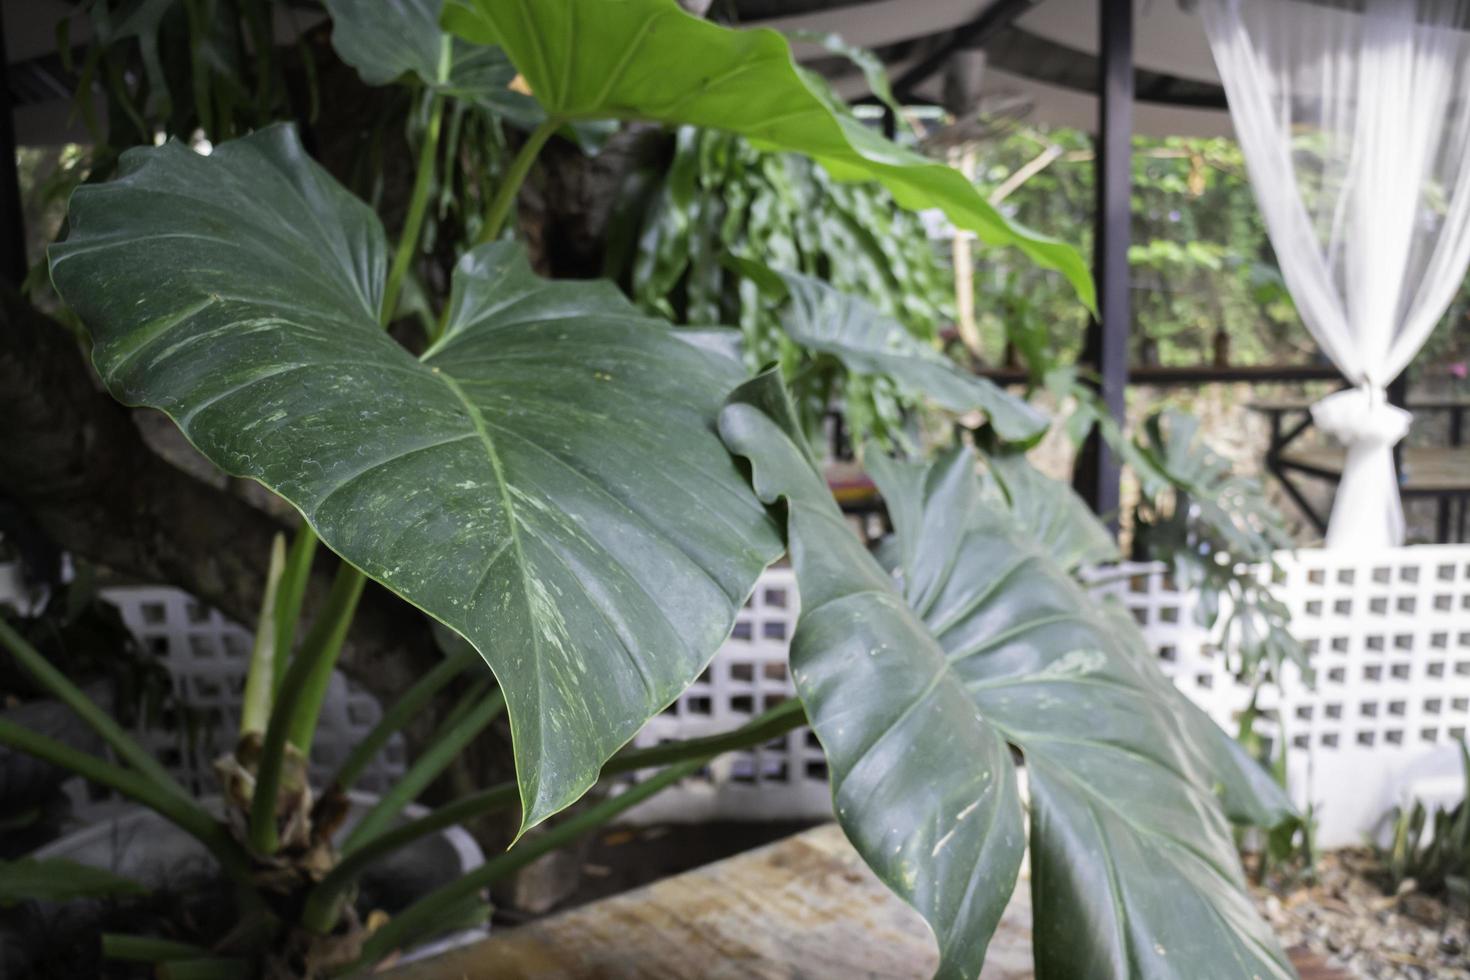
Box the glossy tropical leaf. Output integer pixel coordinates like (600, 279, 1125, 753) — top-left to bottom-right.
(785, 30, 904, 122)
(719, 372, 1024, 980)
(756, 269, 1047, 444)
(983, 452, 1119, 571)
(441, 0, 1095, 310)
(608, 126, 955, 446)
(673, 326, 744, 364)
(1136, 409, 1294, 560)
(875, 448, 1294, 980)
(722, 372, 1293, 979)
(1176, 690, 1298, 832)
(0, 858, 148, 906)
(325, 0, 542, 128)
(325, 0, 451, 87)
(49, 124, 782, 832)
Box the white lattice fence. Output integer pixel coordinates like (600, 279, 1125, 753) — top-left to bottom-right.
(0, 572, 406, 814)
(11, 543, 1470, 843)
(1089, 548, 1470, 844)
(624, 546, 1470, 845)
(622, 568, 832, 823)
(103, 587, 407, 799)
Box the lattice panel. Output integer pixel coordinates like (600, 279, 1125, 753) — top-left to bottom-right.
(623, 567, 832, 823)
(1091, 547, 1470, 846)
(99, 586, 407, 798)
(1278, 556, 1470, 754)
(0, 575, 409, 815)
(12, 542, 1470, 843)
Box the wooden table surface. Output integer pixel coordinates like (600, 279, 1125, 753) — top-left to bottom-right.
(1282, 445, 1470, 493)
(388, 823, 1343, 980)
(1249, 398, 1470, 413)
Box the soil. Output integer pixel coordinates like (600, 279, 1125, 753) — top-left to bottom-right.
(1253, 849, 1470, 980)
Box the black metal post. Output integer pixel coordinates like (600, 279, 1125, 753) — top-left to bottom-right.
(0, 4, 27, 288)
(1073, 0, 1132, 525)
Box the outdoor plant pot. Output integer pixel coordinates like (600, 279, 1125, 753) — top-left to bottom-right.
(1, 791, 486, 975)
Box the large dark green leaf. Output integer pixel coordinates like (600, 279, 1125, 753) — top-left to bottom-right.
(983, 452, 1119, 571)
(325, 0, 541, 128)
(756, 269, 1047, 444)
(441, 0, 1095, 310)
(719, 373, 1024, 980)
(721, 372, 1293, 979)
(325, 0, 450, 87)
(981, 443, 1293, 833)
(877, 449, 1294, 980)
(48, 124, 782, 832)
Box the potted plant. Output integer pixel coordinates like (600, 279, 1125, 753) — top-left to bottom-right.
(1, 1, 1303, 976)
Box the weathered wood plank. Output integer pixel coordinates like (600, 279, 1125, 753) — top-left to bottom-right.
(389, 823, 1034, 979)
(389, 822, 1339, 979)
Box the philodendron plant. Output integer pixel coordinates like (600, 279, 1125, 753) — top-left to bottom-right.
(0, 0, 1298, 976)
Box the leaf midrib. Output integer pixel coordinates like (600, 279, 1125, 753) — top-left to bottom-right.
(435, 370, 546, 750)
(1031, 753, 1285, 978)
(1028, 748, 1242, 896)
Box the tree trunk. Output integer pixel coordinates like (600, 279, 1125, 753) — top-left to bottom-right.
(0, 289, 439, 703)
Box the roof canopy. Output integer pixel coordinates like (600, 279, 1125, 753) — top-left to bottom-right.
(11, 0, 1449, 144)
(745, 0, 1236, 137)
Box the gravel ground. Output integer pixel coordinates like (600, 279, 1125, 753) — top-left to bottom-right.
(1253, 850, 1469, 979)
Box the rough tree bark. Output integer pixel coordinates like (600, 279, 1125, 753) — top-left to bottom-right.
(0, 289, 436, 705)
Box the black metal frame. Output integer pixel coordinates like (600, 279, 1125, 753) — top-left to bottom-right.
(1072, 0, 1133, 521)
(891, 0, 1039, 102)
(979, 26, 1228, 109)
(1255, 400, 1470, 543)
(966, 364, 1343, 388)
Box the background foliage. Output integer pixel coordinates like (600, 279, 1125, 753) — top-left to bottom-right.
(0, 2, 1368, 974)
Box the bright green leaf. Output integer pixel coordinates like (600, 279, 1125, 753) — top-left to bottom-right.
(785, 30, 904, 122)
(325, 0, 542, 129)
(441, 0, 1095, 310)
(49, 124, 782, 832)
(324, 0, 621, 152)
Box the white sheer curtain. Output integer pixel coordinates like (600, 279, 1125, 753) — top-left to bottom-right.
(1199, 0, 1470, 548)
